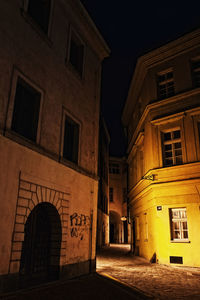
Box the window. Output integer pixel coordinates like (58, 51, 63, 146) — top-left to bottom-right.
(11, 77, 41, 142)
(109, 187, 113, 202)
(162, 129, 182, 166)
(109, 163, 120, 174)
(69, 32, 84, 77)
(198, 122, 200, 143)
(63, 116, 79, 164)
(123, 188, 127, 203)
(136, 216, 140, 240)
(27, 0, 51, 34)
(191, 58, 200, 87)
(144, 213, 148, 241)
(157, 69, 175, 99)
(170, 208, 188, 241)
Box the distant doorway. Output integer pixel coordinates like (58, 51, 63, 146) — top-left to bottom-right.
(109, 210, 121, 243)
(20, 203, 61, 287)
(124, 221, 128, 243)
(110, 223, 114, 243)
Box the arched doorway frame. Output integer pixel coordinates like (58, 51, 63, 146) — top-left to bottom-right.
(9, 173, 70, 277)
(19, 202, 61, 285)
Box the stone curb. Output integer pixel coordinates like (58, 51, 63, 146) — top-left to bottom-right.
(97, 272, 156, 300)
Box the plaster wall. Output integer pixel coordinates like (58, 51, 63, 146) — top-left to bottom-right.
(0, 135, 98, 275)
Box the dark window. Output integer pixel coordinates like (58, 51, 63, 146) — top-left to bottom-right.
(198, 122, 200, 143)
(109, 163, 120, 174)
(157, 70, 175, 99)
(11, 77, 41, 142)
(69, 33, 84, 77)
(27, 0, 51, 33)
(191, 59, 200, 87)
(63, 116, 79, 164)
(170, 256, 183, 264)
(123, 188, 127, 203)
(109, 187, 113, 202)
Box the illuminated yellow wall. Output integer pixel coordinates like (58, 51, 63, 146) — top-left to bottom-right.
(124, 28, 200, 268)
(130, 171, 200, 267)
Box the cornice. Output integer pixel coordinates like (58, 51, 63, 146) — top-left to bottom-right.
(122, 28, 200, 125)
(127, 88, 200, 154)
(66, 0, 110, 60)
(128, 162, 200, 205)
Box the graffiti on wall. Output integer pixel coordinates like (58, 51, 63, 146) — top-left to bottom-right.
(70, 213, 91, 241)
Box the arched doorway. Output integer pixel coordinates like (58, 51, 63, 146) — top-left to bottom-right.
(20, 203, 61, 287)
(109, 211, 121, 243)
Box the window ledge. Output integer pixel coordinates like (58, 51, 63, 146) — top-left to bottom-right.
(4, 130, 99, 181)
(21, 9, 53, 48)
(170, 240, 190, 243)
(65, 61, 85, 85)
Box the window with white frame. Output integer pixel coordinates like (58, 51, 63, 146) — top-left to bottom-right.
(162, 129, 182, 166)
(27, 0, 51, 34)
(191, 58, 200, 88)
(170, 208, 188, 241)
(157, 69, 175, 99)
(63, 115, 79, 164)
(11, 76, 41, 142)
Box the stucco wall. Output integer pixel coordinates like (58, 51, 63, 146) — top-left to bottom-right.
(0, 135, 98, 275)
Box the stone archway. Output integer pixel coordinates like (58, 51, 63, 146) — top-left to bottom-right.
(9, 175, 70, 287)
(19, 202, 61, 286)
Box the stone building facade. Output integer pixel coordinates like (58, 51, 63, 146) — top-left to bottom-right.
(0, 0, 109, 292)
(97, 117, 110, 248)
(122, 28, 200, 266)
(109, 157, 130, 244)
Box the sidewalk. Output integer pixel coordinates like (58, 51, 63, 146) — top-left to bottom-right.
(0, 273, 151, 300)
(96, 244, 200, 300)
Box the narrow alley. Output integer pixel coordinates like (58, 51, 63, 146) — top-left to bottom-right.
(97, 244, 200, 300)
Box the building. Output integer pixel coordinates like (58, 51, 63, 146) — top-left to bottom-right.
(109, 157, 130, 244)
(122, 28, 200, 266)
(97, 117, 110, 248)
(0, 0, 109, 292)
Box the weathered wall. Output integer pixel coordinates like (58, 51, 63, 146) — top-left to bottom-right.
(0, 135, 98, 286)
(0, 0, 109, 293)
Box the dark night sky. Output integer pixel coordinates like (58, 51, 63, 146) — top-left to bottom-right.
(81, 1, 200, 157)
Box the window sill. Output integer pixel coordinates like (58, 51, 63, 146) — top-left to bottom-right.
(5, 130, 58, 161)
(21, 9, 53, 48)
(65, 61, 84, 84)
(170, 240, 190, 243)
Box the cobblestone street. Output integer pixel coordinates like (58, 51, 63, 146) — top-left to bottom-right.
(97, 244, 200, 300)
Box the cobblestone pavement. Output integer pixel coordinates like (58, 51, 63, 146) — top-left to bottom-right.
(96, 244, 200, 300)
